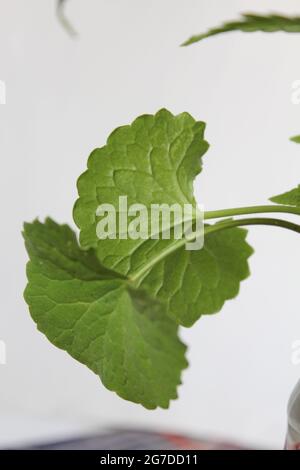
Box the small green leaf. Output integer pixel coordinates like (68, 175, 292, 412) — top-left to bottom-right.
(23, 219, 188, 409)
(270, 185, 300, 206)
(136, 227, 253, 327)
(290, 135, 300, 144)
(182, 13, 300, 46)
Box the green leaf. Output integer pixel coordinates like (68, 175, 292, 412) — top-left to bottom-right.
(73, 108, 209, 277)
(23, 218, 188, 409)
(182, 13, 300, 46)
(290, 135, 300, 144)
(73, 109, 252, 327)
(136, 227, 253, 327)
(270, 185, 300, 206)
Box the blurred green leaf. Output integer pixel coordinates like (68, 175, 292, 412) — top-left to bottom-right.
(182, 13, 300, 46)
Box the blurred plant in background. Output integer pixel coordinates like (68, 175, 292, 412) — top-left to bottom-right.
(57, 0, 77, 36)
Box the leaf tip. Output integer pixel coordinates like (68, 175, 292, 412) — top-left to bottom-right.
(290, 135, 300, 144)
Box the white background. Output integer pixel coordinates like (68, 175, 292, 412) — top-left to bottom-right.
(1, 0, 300, 449)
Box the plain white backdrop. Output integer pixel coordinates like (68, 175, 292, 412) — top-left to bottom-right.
(1, 0, 300, 449)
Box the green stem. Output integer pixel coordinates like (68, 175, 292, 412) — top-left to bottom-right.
(204, 217, 300, 236)
(205, 204, 300, 220)
(130, 217, 300, 282)
(57, 0, 77, 37)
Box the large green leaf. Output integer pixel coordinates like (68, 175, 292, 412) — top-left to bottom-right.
(182, 13, 300, 46)
(73, 109, 252, 327)
(73, 108, 209, 278)
(23, 219, 188, 409)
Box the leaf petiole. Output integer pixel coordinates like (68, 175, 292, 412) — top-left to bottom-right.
(205, 204, 300, 220)
(205, 217, 300, 236)
(130, 216, 300, 284)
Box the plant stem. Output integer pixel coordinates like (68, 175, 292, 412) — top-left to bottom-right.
(205, 204, 300, 220)
(57, 0, 77, 37)
(130, 217, 300, 283)
(204, 217, 300, 236)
